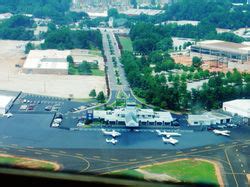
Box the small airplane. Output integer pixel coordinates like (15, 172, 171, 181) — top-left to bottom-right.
(213, 129, 230, 136)
(156, 130, 181, 138)
(102, 129, 121, 138)
(106, 138, 118, 145)
(162, 137, 179, 145)
(3, 113, 13, 118)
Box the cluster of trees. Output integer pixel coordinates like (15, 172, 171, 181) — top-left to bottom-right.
(121, 51, 250, 111)
(0, 0, 82, 25)
(0, 15, 34, 40)
(129, 22, 244, 55)
(162, 0, 250, 29)
(130, 22, 173, 54)
(42, 27, 102, 50)
(89, 89, 105, 103)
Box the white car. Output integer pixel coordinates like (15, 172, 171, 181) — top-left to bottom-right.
(77, 122, 85, 127)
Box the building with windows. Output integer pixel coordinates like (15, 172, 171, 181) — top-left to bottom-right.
(191, 40, 250, 62)
(188, 112, 232, 126)
(94, 102, 174, 127)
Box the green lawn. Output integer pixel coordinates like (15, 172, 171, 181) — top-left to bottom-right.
(91, 69, 105, 76)
(119, 36, 133, 52)
(110, 159, 219, 186)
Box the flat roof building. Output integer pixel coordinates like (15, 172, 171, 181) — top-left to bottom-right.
(188, 112, 232, 126)
(191, 40, 250, 62)
(23, 50, 71, 75)
(223, 99, 250, 118)
(94, 102, 174, 127)
(0, 95, 15, 115)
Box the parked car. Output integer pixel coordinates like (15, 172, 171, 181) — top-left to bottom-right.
(227, 123, 238, 128)
(45, 106, 52, 111)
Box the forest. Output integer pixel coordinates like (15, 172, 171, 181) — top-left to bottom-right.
(42, 27, 103, 50)
(0, 15, 34, 40)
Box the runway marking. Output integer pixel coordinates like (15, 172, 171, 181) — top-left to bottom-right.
(191, 149, 197, 151)
(224, 149, 239, 187)
(51, 155, 59, 158)
(110, 158, 118, 161)
(17, 149, 26, 152)
(76, 153, 83, 157)
(176, 151, 183, 154)
(34, 152, 42, 155)
(205, 146, 211, 149)
(161, 154, 167, 156)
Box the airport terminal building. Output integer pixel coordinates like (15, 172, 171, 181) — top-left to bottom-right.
(94, 102, 174, 127)
(191, 40, 250, 62)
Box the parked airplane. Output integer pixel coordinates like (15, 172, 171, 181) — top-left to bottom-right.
(162, 137, 179, 145)
(3, 113, 13, 118)
(102, 129, 121, 137)
(156, 130, 181, 138)
(213, 129, 230, 136)
(106, 138, 118, 145)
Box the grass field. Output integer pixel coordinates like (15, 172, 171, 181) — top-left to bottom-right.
(110, 159, 219, 185)
(118, 36, 133, 52)
(0, 154, 59, 171)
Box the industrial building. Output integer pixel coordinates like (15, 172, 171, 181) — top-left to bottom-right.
(0, 95, 15, 115)
(94, 102, 174, 127)
(188, 112, 232, 126)
(191, 40, 250, 62)
(23, 50, 71, 75)
(223, 99, 250, 119)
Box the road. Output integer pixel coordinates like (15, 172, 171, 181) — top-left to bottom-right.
(99, 28, 139, 105)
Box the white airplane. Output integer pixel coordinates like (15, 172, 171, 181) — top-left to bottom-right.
(102, 129, 121, 137)
(213, 129, 230, 136)
(106, 138, 118, 145)
(162, 137, 179, 145)
(3, 113, 13, 118)
(156, 130, 181, 138)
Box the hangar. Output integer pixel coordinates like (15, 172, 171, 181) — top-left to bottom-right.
(0, 95, 15, 115)
(223, 99, 250, 118)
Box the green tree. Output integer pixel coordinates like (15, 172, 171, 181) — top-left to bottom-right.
(66, 55, 74, 64)
(89, 89, 97, 98)
(97, 91, 105, 103)
(192, 56, 202, 68)
(25, 42, 35, 54)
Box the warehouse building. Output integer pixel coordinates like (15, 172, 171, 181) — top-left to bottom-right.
(188, 112, 232, 126)
(23, 50, 71, 75)
(191, 40, 250, 62)
(223, 99, 250, 119)
(94, 101, 174, 127)
(0, 95, 15, 115)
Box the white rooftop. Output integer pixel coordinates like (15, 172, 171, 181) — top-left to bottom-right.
(223, 99, 250, 112)
(23, 50, 70, 70)
(0, 95, 14, 108)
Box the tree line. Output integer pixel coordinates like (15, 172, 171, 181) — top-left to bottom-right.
(121, 51, 250, 111)
(41, 27, 103, 50)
